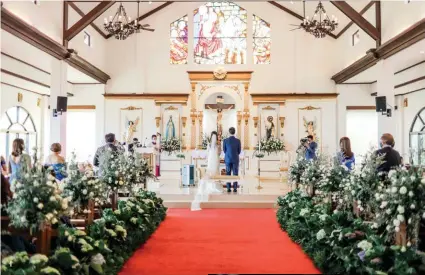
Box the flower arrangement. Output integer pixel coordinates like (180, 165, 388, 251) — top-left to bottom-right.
(300, 156, 327, 188)
(120, 152, 155, 194)
(7, 165, 70, 232)
(288, 155, 309, 184)
(98, 148, 127, 191)
(63, 152, 106, 211)
(254, 137, 285, 155)
(161, 137, 181, 155)
(374, 167, 425, 244)
(317, 157, 350, 194)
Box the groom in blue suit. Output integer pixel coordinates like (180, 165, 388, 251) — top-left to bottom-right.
(223, 127, 241, 193)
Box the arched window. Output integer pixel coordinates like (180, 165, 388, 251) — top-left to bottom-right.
(170, 15, 188, 65)
(409, 107, 425, 166)
(0, 106, 37, 158)
(193, 2, 247, 64)
(253, 15, 271, 64)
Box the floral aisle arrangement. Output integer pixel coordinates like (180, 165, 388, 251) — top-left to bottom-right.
(161, 137, 181, 155)
(121, 152, 155, 194)
(254, 137, 285, 156)
(1, 252, 61, 275)
(276, 190, 423, 274)
(7, 165, 70, 232)
(343, 151, 385, 216)
(98, 149, 128, 191)
(64, 152, 106, 211)
(374, 167, 425, 244)
(299, 155, 328, 195)
(288, 155, 309, 185)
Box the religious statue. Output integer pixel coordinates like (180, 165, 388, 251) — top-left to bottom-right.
(165, 115, 176, 140)
(208, 105, 233, 144)
(125, 117, 140, 144)
(265, 116, 275, 140)
(303, 116, 317, 141)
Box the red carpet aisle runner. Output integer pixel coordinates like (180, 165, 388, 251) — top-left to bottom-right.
(120, 209, 320, 275)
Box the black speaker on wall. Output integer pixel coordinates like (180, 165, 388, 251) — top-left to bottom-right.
(375, 96, 386, 112)
(57, 96, 68, 112)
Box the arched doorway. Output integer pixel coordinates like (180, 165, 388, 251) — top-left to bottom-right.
(0, 106, 37, 158)
(409, 107, 425, 166)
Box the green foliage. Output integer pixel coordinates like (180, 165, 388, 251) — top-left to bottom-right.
(254, 137, 285, 155)
(7, 165, 70, 232)
(276, 190, 423, 274)
(1, 252, 60, 275)
(161, 137, 181, 155)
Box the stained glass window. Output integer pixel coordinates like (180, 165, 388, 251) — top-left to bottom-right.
(253, 15, 271, 64)
(194, 2, 247, 65)
(170, 15, 188, 65)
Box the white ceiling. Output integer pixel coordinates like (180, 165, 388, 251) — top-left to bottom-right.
(67, 66, 100, 84)
(72, 0, 373, 36)
(73, 1, 166, 33)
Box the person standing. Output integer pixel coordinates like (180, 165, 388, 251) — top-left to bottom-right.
(8, 138, 31, 185)
(375, 133, 401, 173)
(223, 127, 241, 193)
(151, 133, 162, 177)
(93, 133, 123, 169)
(338, 137, 355, 170)
(304, 135, 317, 161)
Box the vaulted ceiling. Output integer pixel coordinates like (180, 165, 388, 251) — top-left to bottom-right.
(67, 0, 376, 40)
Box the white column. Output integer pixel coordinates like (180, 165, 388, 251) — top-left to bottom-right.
(46, 59, 68, 157)
(376, 60, 397, 143)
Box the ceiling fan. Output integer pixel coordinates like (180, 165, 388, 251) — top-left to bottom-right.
(135, 1, 155, 33)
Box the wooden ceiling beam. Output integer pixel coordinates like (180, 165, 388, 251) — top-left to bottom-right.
(65, 1, 115, 41)
(106, 1, 173, 39)
(68, 2, 108, 39)
(331, 1, 380, 41)
(268, 1, 337, 39)
(66, 49, 111, 84)
(335, 1, 375, 38)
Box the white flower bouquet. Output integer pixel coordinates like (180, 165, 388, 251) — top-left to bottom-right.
(161, 137, 181, 155)
(254, 137, 285, 156)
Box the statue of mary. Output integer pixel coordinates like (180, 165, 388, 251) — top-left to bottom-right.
(165, 115, 175, 140)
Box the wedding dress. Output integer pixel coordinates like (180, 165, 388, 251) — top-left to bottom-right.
(191, 134, 222, 211)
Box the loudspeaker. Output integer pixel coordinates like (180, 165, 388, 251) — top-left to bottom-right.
(57, 96, 68, 112)
(375, 96, 386, 112)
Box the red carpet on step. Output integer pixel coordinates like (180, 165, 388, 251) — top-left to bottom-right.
(120, 209, 320, 275)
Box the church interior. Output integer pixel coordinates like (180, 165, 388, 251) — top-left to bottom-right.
(1, 0, 425, 274)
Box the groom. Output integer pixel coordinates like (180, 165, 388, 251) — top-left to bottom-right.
(223, 127, 241, 193)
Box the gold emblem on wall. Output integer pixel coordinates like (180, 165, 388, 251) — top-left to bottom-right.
(120, 106, 142, 111)
(403, 98, 408, 107)
(300, 105, 320, 110)
(213, 67, 227, 80)
(262, 105, 275, 110)
(279, 117, 285, 128)
(182, 117, 187, 128)
(37, 98, 41, 107)
(155, 117, 161, 128)
(17, 93, 23, 103)
(253, 117, 258, 128)
(165, 105, 178, 111)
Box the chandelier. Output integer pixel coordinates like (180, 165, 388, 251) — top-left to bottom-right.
(104, 2, 155, 40)
(104, 3, 136, 40)
(299, 1, 338, 38)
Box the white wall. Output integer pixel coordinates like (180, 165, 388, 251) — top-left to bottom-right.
(381, 1, 425, 44)
(67, 7, 108, 72)
(106, 1, 338, 94)
(2, 1, 63, 44)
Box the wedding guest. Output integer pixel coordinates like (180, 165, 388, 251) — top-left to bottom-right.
(304, 135, 317, 160)
(1, 174, 12, 215)
(338, 137, 355, 170)
(375, 133, 401, 173)
(1, 156, 6, 175)
(93, 133, 123, 168)
(45, 143, 67, 181)
(8, 138, 31, 185)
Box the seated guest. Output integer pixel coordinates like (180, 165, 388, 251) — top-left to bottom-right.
(8, 138, 31, 185)
(304, 135, 317, 161)
(45, 143, 67, 181)
(375, 133, 401, 173)
(338, 137, 355, 170)
(93, 133, 124, 169)
(1, 174, 12, 216)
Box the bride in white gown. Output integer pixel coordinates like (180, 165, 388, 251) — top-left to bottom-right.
(191, 131, 222, 211)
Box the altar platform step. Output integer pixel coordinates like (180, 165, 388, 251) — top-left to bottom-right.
(164, 201, 277, 209)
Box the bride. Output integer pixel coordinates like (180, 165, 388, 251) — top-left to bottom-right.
(191, 131, 222, 211)
(206, 131, 220, 177)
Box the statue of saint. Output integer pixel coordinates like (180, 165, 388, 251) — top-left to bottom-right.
(265, 116, 275, 140)
(125, 117, 140, 144)
(165, 115, 175, 140)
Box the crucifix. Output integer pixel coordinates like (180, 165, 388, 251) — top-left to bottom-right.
(205, 97, 235, 144)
